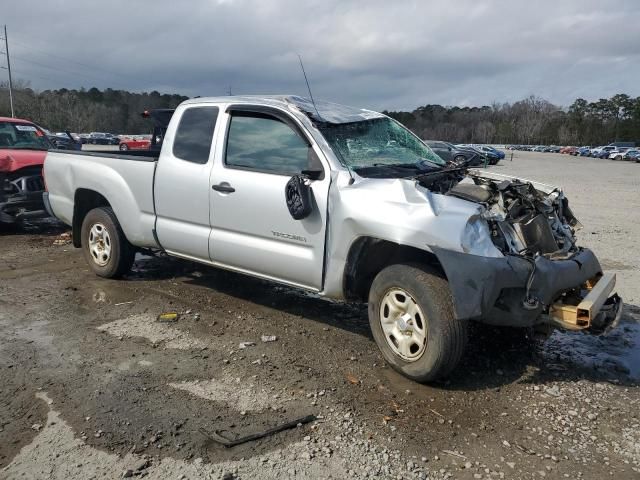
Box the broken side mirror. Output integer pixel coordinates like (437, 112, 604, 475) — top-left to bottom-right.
(285, 148, 323, 220)
(285, 174, 313, 220)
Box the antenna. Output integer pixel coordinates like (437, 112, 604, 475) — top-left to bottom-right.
(297, 54, 321, 120)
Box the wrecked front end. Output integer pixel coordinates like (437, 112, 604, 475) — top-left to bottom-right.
(0, 168, 47, 224)
(429, 170, 622, 335)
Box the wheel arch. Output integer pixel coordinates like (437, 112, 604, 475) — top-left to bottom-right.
(72, 189, 112, 247)
(342, 236, 446, 302)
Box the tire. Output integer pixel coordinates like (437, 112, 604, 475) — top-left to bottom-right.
(453, 155, 466, 163)
(81, 207, 135, 278)
(119, 143, 129, 151)
(368, 263, 467, 382)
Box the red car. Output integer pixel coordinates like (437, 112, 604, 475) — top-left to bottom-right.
(119, 136, 151, 151)
(559, 146, 577, 154)
(0, 117, 50, 224)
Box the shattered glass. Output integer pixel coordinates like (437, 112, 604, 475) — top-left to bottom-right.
(317, 117, 444, 169)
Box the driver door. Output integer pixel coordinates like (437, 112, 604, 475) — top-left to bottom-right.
(208, 108, 330, 290)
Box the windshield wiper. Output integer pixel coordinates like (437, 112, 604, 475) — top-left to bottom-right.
(371, 162, 422, 169)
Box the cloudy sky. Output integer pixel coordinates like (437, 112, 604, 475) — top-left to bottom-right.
(3, 0, 640, 110)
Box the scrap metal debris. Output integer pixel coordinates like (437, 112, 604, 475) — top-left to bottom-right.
(199, 414, 316, 448)
(261, 335, 277, 342)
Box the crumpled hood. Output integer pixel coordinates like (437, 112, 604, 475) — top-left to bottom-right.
(0, 149, 47, 173)
(467, 169, 560, 195)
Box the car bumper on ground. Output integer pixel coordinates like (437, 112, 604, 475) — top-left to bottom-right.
(432, 247, 622, 333)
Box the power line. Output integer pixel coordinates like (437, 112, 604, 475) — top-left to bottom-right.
(9, 54, 109, 83)
(8, 36, 143, 83)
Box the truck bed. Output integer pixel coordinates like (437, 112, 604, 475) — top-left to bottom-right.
(44, 149, 160, 248)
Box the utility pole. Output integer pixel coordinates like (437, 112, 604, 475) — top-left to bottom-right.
(4, 25, 14, 117)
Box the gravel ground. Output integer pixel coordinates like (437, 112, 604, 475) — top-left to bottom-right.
(1, 150, 639, 479)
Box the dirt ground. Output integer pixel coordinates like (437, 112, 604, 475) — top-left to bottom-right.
(1, 151, 639, 480)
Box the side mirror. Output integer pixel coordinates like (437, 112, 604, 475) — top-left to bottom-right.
(285, 174, 313, 220)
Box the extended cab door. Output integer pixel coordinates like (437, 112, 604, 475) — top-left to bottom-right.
(154, 105, 219, 260)
(209, 106, 330, 290)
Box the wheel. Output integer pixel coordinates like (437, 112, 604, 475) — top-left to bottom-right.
(368, 264, 467, 382)
(119, 143, 129, 151)
(614, 155, 622, 161)
(81, 207, 135, 278)
(453, 155, 466, 163)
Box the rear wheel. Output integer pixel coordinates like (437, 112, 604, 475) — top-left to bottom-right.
(368, 264, 467, 382)
(81, 207, 135, 278)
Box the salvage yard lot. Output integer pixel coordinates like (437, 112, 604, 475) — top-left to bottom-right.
(1, 151, 639, 479)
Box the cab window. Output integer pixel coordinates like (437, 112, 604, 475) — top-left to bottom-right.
(225, 113, 308, 175)
(172, 107, 219, 164)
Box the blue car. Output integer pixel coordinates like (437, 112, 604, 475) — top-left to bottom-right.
(577, 146, 592, 156)
(473, 145, 503, 164)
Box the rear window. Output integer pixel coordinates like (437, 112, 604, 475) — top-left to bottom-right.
(172, 107, 219, 164)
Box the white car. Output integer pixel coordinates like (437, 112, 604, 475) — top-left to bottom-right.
(608, 147, 632, 161)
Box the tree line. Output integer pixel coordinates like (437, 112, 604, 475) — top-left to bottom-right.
(385, 94, 640, 145)
(0, 81, 187, 134)
(0, 82, 639, 145)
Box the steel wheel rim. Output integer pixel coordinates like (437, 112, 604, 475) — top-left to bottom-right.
(379, 288, 428, 361)
(88, 223, 112, 266)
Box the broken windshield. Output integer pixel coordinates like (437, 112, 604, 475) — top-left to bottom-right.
(317, 117, 445, 173)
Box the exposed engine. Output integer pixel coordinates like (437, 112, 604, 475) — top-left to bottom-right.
(446, 172, 581, 259)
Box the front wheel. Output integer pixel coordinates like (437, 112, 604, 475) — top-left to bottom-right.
(368, 264, 467, 382)
(119, 143, 129, 151)
(81, 207, 135, 278)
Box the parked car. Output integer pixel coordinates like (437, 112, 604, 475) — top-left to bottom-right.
(43, 95, 622, 383)
(608, 147, 632, 161)
(48, 131, 82, 151)
(475, 145, 505, 160)
(622, 149, 640, 161)
(0, 116, 51, 224)
(577, 146, 592, 156)
(424, 141, 481, 166)
(590, 145, 617, 158)
(119, 136, 151, 151)
(458, 144, 500, 165)
(531, 146, 546, 152)
(88, 132, 119, 145)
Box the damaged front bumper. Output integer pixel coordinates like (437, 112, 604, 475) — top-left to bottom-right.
(0, 191, 47, 223)
(0, 172, 47, 224)
(432, 247, 622, 333)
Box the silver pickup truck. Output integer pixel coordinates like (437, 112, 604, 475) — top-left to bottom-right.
(43, 95, 622, 382)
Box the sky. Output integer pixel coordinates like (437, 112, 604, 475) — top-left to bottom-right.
(2, 0, 640, 111)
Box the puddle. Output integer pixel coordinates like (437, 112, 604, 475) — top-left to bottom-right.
(541, 319, 640, 379)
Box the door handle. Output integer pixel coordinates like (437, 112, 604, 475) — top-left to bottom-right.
(212, 183, 235, 193)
